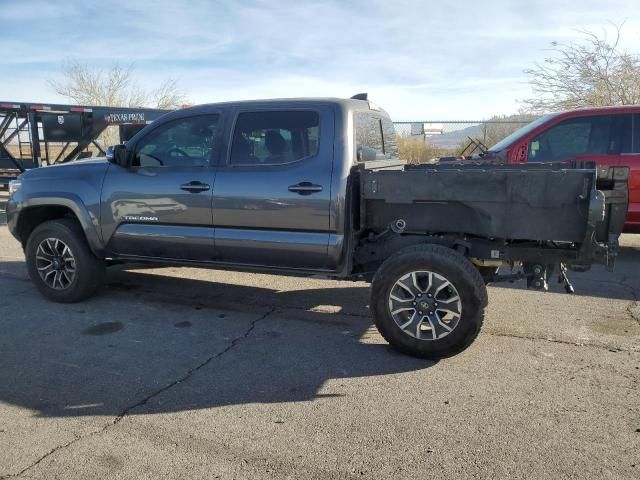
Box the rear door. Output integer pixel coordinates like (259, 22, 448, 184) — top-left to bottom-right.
(101, 113, 221, 260)
(211, 107, 334, 269)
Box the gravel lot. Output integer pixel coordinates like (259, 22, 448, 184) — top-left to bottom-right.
(0, 191, 639, 479)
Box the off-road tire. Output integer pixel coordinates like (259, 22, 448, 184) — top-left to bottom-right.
(25, 218, 105, 302)
(370, 244, 487, 359)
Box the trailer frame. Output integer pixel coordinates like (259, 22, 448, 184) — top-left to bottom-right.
(0, 101, 170, 186)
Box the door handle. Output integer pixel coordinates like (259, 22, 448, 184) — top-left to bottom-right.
(288, 182, 323, 195)
(180, 181, 211, 193)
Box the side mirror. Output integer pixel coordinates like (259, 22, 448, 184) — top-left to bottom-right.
(108, 144, 131, 167)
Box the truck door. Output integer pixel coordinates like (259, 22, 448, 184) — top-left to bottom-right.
(101, 113, 221, 260)
(211, 107, 334, 270)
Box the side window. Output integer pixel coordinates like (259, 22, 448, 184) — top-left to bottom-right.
(614, 114, 632, 154)
(633, 114, 640, 153)
(355, 112, 385, 161)
(528, 115, 611, 162)
(133, 115, 219, 167)
(381, 117, 399, 158)
(230, 111, 320, 166)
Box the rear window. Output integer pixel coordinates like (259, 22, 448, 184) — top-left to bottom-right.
(381, 117, 399, 158)
(355, 112, 397, 161)
(614, 114, 632, 154)
(230, 110, 319, 166)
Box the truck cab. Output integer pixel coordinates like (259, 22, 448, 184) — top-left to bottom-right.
(486, 106, 640, 231)
(100, 98, 396, 271)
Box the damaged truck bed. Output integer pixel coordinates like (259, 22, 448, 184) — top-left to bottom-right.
(354, 161, 628, 290)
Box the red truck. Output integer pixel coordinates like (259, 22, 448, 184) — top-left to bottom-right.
(483, 106, 640, 231)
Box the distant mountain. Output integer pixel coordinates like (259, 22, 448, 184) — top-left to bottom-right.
(426, 124, 482, 150)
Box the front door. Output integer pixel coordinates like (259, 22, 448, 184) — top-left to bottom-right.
(101, 113, 221, 260)
(526, 114, 622, 168)
(211, 108, 334, 270)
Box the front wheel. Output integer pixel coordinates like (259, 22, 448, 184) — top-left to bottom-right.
(370, 244, 488, 359)
(25, 218, 105, 303)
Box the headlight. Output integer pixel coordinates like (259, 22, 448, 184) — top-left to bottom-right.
(8, 179, 22, 196)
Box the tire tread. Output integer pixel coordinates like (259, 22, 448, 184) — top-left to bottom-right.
(370, 244, 487, 359)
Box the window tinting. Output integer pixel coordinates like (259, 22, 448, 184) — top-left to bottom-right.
(528, 115, 611, 162)
(633, 114, 640, 153)
(230, 111, 320, 165)
(489, 113, 558, 151)
(355, 112, 385, 162)
(381, 117, 399, 158)
(134, 115, 219, 167)
(614, 114, 632, 154)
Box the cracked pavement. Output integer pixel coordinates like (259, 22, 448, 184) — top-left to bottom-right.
(0, 192, 639, 479)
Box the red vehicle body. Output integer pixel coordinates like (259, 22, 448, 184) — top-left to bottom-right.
(485, 106, 640, 231)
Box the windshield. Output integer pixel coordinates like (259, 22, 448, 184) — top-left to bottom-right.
(488, 113, 558, 152)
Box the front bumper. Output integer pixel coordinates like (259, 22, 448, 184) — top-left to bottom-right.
(6, 193, 22, 242)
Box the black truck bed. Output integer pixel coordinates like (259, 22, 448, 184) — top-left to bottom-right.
(359, 162, 628, 244)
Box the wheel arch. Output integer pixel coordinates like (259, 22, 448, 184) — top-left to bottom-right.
(353, 233, 470, 277)
(15, 196, 103, 257)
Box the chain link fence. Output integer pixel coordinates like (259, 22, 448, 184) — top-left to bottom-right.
(392, 120, 531, 163)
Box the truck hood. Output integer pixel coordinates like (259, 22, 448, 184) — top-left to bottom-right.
(20, 158, 110, 181)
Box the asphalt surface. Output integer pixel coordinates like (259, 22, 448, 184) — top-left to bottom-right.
(0, 191, 638, 479)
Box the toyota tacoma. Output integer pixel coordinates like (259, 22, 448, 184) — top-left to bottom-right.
(6, 95, 629, 359)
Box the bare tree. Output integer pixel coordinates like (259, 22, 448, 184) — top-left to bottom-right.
(523, 23, 640, 113)
(151, 78, 189, 110)
(49, 60, 187, 108)
(49, 60, 188, 149)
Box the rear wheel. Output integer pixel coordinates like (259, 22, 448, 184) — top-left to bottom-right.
(370, 244, 487, 359)
(25, 218, 105, 303)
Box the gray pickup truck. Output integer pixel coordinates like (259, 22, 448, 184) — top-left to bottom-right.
(6, 95, 629, 358)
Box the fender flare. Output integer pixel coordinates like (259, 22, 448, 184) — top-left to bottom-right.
(18, 194, 104, 258)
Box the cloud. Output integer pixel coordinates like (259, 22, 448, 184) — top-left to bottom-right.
(1, 0, 639, 119)
(0, 0, 80, 19)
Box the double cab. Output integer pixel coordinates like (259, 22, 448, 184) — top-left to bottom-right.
(7, 96, 628, 359)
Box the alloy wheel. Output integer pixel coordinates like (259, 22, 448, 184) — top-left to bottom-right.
(35, 238, 77, 290)
(387, 270, 462, 340)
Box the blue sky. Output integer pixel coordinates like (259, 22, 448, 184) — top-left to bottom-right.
(1, 0, 639, 120)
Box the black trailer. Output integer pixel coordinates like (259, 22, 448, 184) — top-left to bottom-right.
(0, 101, 170, 186)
